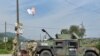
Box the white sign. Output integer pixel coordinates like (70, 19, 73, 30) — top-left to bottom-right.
(15, 23, 23, 34)
(3, 37, 8, 42)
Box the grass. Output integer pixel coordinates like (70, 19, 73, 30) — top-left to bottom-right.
(0, 49, 11, 54)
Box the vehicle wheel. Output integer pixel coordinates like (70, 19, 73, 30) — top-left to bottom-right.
(40, 50, 52, 56)
(84, 52, 97, 56)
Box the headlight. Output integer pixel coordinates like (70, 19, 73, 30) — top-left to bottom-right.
(41, 43, 48, 46)
(69, 48, 76, 51)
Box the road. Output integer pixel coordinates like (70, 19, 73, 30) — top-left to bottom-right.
(0, 54, 12, 56)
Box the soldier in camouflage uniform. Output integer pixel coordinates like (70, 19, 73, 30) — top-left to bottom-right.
(32, 41, 37, 56)
(26, 40, 37, 56)
(12, 37, 18, 56)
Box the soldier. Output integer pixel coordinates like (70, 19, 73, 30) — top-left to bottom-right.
(26, 40, 37, 56)
(12, 37, 18, 56)
(27, 41, 33, 56)
(32, 41, 37, 56)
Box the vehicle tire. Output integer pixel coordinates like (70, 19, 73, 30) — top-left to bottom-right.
(84, 52, 97, 56)
(40, 50, 52, 56)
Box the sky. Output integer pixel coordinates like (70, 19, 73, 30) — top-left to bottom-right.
(0, 0, 100, 40)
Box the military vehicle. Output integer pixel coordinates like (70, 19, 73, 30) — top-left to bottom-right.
(35, 29, 100, 56)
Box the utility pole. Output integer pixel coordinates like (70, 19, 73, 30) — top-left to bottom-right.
(5, 21, 7, 50)
(16, 0, 20, 53)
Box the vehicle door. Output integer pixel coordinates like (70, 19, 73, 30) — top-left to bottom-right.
(55, 40, 67, 56)
(68, 41, 78, 56)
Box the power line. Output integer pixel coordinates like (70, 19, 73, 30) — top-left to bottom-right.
(65, 0, 100, 15)
(1, 23, 100, 32)
(0, 23, 60, 29)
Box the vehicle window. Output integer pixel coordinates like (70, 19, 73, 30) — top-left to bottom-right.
(68, 42, 78, 48)
(56, 42, 63, 46)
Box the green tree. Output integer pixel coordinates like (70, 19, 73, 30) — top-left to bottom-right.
(69, 25, 85, 38)
(69, 25, 79, 34)
(60, 25, 86, 38)
(79, 27, 85, 38)
(61, 29, 69, 34)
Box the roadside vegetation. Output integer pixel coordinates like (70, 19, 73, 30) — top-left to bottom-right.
(96, 41, 100, 51)
(0, 32, 26, 54)
(0, 38, 12, 54)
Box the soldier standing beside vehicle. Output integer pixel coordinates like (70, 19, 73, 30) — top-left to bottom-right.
(32, 41, 37, 56)
(26, 40, 37, 56)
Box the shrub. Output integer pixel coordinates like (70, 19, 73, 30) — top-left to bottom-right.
(96, 41, 100, 51)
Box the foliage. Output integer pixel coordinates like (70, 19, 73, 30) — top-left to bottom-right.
(60, 25, 86, 38)
(96, 41, 100, 50)
(61, 29, 69, 34)
(0, 38, 13, 54)
(0, 32, 27, 54)
(69, 25, 85, 38)
(0, 49, 11, 54)
(69, 25, 80, 35)
(79, 27, 85, 38)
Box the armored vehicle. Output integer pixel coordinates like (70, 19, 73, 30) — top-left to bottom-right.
(35, 29, 100, 56)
